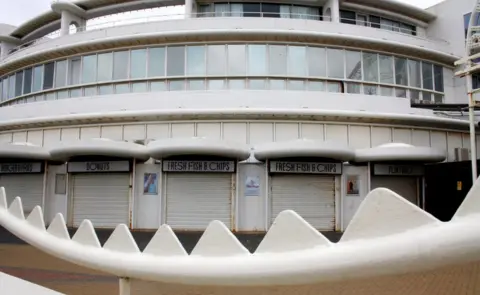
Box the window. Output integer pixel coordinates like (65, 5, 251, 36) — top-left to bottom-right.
(422, 62, 433, 90)
(84, 86, 97, 96)
(262, 3, 280, 18)
(82, 55, 97, 84)
(115, 83, 130, 94)
(167, 46, 185, 76)
(55, 60, 67, 88)
(269, 45, 287, 75)
(369, 16, 381, 28)
(408, 60, 421, 88)
(248, 45, 267, 75)
(15, 71, 23, 97)
(363, 52, 378, 82)
(187, 46, 206, 76)
(340, 10, 356, 25)
(207, 45, 226, 75)
(150, 81, 166, 91)
(169, 80, 185, 91)
(97, 52, 113, 82)
(434, 65, 444, 92)
(113, 51, 129, 80)
(287, 80, 305, 90)
(229, 79, 245, 89)
(130, 49, 147, 79)
(244, 3, 260, 17)
(249, 79, 266, 89)
(327, 49, 344, 79)
(394, 57, 408, 86)
(307, 81, 324, 91)
(270, 79, 286, 90)
(327, 81, 342, 92)
(364, 85, 378, 95)
(346, 83, 361, 94)
(307, 47, 326, 77)
(23, 68, 32, 94)
(380, 86, 393, 96)
(379, 55, 394, 84)
(148, 48, 165, 77)
(69, 58, 81, 85)
(345, 50, 362, 80)
(228, 45, 246, 75)
(99, 85, 113, 95)
(57, 90, 68, 99)
(70, 88, 81, 98)
(288, 46, 307, 76)
(189, 80, 205, 90)
(43, 62, 55, 90)
(32, 65, 43, 92)
(208, 79, 225, 90)
(132, 82, 148, 93)
(55, 174, 67, 195)
(464, 13, 480, 38)
(3, 78, 9, 100)
(8, 75, 15, 98)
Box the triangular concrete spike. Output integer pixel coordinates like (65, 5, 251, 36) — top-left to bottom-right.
(103, 224, 139, 253)
(8, 197, 25, 220)
(454, 175, 480, 219)
(191, 220, 249, 257)
(255, 210, 331, 254)
(0, 187, 6, 209)
(341, 188, 439, 243)
(47, 213, 70, 240)
(72, 220, 101, 248)
(143, 224, 187, 256)
(26, 206, 45, 231)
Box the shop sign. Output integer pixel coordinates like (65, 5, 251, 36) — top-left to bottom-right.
(0, 162, 42, 174)
(374, 164, 424, 176)
(67, 161, 130, 173)
(163, 160, 235, 172)
(269, 161, 342, 175)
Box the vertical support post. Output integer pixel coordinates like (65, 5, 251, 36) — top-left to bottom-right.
(467, 70, 478, 183)
(42, 160, 48, 211)
(119, 278, 131, 295)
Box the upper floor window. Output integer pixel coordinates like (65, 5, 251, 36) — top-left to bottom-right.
(464, 12, 480, 38)
(340, 9, 416, 36)
(198, 3, 321, 20)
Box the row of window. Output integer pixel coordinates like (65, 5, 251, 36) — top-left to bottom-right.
(0, 78, 443, 108)
(0, 44, 445, 103)
(197, 3, 321, 20)
(340, 10, 417, 36)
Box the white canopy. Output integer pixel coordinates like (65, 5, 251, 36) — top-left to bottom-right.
(353, 143, 446, 163)
(48, 138, 150, 162)
(147, 137, 251, 160)
(0, 142, 51, 160)
(254, 139, 355, 161)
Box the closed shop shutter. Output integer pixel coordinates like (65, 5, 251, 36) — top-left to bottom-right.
(371, 176, 418, 205)
(71, 173, 130, 228)
(270, 175, 335, 230)
(0, 174, 44, 215)
(166, 173, 232, 230)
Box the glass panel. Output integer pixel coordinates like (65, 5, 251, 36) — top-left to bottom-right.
(395, 88, 407, 98)
(422, 91, 432, 101)
(57, 90, 68, 99)
(70, 88, 81, 98)
(248, 45, 267, 75)
(327, 81, 341, 92)
(363, 52, 378, 82)
(23, 68, 32, 94)
(229, 79, 245, 89)
(207, 45, 226, 76)
(248, 79, 266, 89)
(408, 60, 421, 88)
(15, 71, 23, 97)
(228, 45, 246, 75)
(422, 62, 433, 90)
(187, 46, 206, 76)
(307, 47, 326, 77)
(167, 46, 185, 76)
(327, 49, 344, 79)
(208, 79, 225, 90)
(410, 89, 420, 100)
(132, 82, 147, 93)
(287, 80, 305, 90)
(97, 52, 113, 82)
(287, 46, 307, 76)
(394, 57, 408, 86)
(189, 80, 205, 90)
(243, 3, 260, 17)
(380, 86, 393, 96)
(2, 79, 8, 100)
(345, 50, 362, 80)
(148, 48, 165, 77)
(45, 92, 56, 101)
(43, 62, 55, 90)
(84, 86, 97, 96)
(340, 10, 356, 25)
(115, 83, 130, 94)
(269, 79, 285, 90)
(269, 45, 287, 75)
(364, 85, 377, 95)
(434, 94, 443, 103)
(7, 75, 14, 99)
(169, 80, 185, 91)
(262, 3, 280, 18)
(55, 60, 67, 88)
(434, 65, 444, 92)
(35, 94, 44, 101)
(150, 81, 167, 91)
(307, 81, 324, 91)
(0, 79, 2, 101)
(346, 83, 361, 94)
(130, 49, 147, 79)
(379, 55, 394, 84)
(82, 55, 97, 84)
(32, 65, 43, 92)
(69, 58, 81, 85)
(113, 51, 129, 80)
(99, 85, 113, 95)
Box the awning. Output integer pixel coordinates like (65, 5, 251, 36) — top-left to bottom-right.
(48, 138, 150, 162)
(147, 137, 251, 161)
(0, 142, 51, 160)
(254, 139, 355, 161)
(353, 143, 446, 163)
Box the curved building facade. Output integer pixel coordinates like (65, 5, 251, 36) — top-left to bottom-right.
(0, 0, 475, 233)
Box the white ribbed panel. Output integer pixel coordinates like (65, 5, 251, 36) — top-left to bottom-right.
(0, 174, 43, 216)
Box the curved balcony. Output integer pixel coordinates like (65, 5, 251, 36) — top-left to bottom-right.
(0, 13, 456, 75)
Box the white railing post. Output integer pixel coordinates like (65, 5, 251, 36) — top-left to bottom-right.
(119, 278, 131, 295)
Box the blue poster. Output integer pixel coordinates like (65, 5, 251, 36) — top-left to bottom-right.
(143, 173, 158, 195)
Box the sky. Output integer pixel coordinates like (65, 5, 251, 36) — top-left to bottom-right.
(0, 0, 445, 27)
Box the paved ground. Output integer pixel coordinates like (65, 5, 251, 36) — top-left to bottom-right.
(2, 244, 480, 295)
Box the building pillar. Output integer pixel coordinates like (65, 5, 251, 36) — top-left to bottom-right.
(60, 10, 86, 36)
(185, 0, 195, 18)
(323, 0, 340, 23)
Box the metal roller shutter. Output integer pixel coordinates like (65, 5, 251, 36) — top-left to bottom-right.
(270, 175, 335, 230)
(71, 173, 130, 228)
(166, 173, 232, 230)
(371, 176, 418, 205)
(0, 174, 44, 215)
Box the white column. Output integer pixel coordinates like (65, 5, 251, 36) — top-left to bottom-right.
(323, 0, 340, 23)
(185, 0, 193, 18)
(119, 278, 131, 295)
(60, 10, 86, 36)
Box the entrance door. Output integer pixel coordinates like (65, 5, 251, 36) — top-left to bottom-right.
(371, 176, 418, 205)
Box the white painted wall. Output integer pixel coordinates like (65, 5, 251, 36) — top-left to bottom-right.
(134, 163, 162, 229)
(45, 164, 67, 224)
(341, 164, 369, 231)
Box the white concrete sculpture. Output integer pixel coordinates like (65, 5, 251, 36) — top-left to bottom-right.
(1, 179, 480, 288)
(0, 272, 66, 295)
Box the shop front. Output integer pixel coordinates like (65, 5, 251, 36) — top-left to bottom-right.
(49, 138, 150, 228)
(254, 139, 355, 231)
(147, 137, 251, 231)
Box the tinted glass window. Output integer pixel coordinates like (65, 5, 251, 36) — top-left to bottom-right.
(288, 46, 307, 76)
(262, 3, 280, 18)
(82, 55, 97, 84)
(307, 47, 326, 77)
(434, 65, 444, 92)
(269, 45, 287, 75)
(422, 62, 433, 90)
(43, 62, 55, 90)
(187, 46, 206, 75)
(97, 52, 113, 82)
(340, 10, 356, 24)
(55, 60, 67, 88)
(227, 45, 246, 75)
(23, 68, 32, 94)
(408, 60, 421, 88)
(15, 71, 23, 97)
(130, 49, 147, 79)
(113, 51, 129, 80)
(69, 58, 81, 85)
(244, 3, 260, 17)
(207, 45, 226, 75)
(327, 49, 344, 79)
(345, 50, 362, 80)
(32, 65, 43, 92)
(394, 57, 408, 86)
(148, 48, 165, 77)
(167, 46, 185, 76)
(248, 45, 267, 75)
(363, 52, 378, 82)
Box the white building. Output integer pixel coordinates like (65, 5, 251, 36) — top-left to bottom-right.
(0, 0, 476, 235)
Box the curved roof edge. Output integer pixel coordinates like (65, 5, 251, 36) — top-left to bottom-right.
(254, 139, 356, 161)
(147, 137, 251, 160)
(0, 142, 51, 160)
(353, 143, 447, 163)
(48, 138, 150, 162)
(0, 108, 476, 132)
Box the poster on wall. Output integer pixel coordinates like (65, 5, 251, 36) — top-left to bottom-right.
(346, 175, 360, 196)
(143, 173, 158, 195)
(245, 176, 260, 196)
